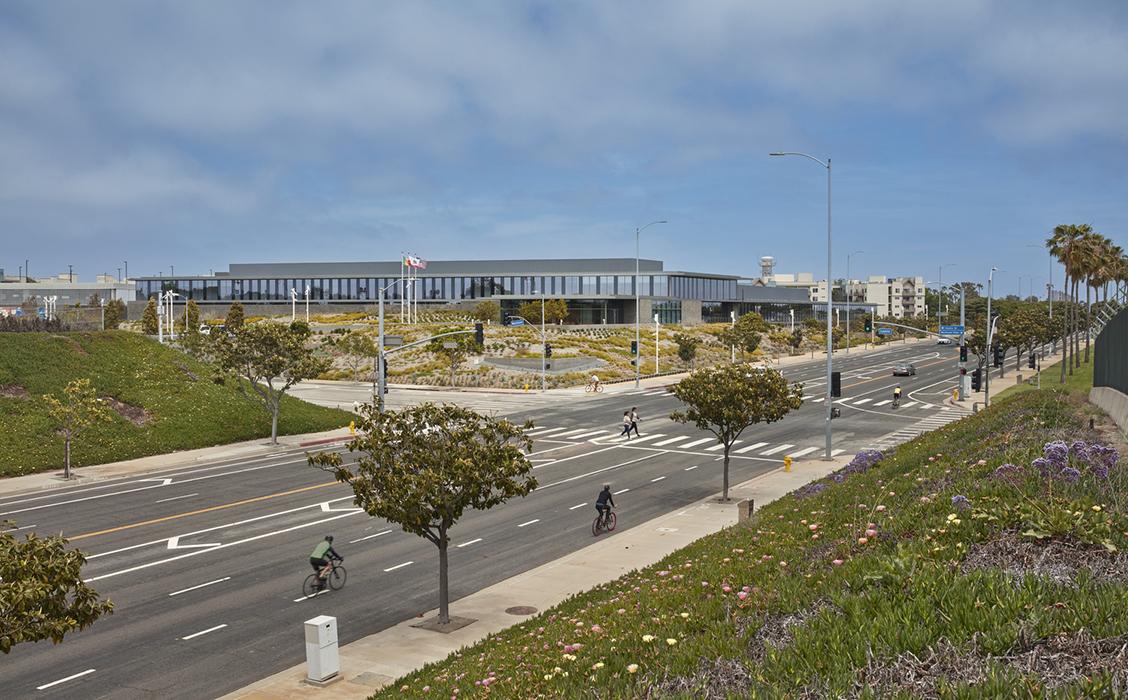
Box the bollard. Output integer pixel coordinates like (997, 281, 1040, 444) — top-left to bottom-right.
(972, 402, 980, 414)
(737, 499, 754, 522)
(783, 455, 793, 472)
(305, 615, 340, 684)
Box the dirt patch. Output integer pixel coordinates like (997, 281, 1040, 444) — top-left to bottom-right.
(651, 657, 754, 698)
(961, 532, 1128, 588)
(851, 637, 989, 698)
(0, 384, 29, 399)
(740, 600, 839, 663)
(102, 396, 152, 426)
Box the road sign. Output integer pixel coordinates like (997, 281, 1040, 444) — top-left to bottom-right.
(877, 327, 894, 336)
(939, 325, 965, 335)
(509, 318, 525, 326)
(383, 335, 404, 347)
(442, 341, 458, 349)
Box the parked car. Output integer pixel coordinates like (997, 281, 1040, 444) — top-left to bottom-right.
(936, 337, 953, 345)
(198, 323, 211, 335)
(892, 363, 917, 376)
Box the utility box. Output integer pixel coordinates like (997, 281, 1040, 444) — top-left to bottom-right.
(737, 499, 754, 522)
(304, 615, 340, 683)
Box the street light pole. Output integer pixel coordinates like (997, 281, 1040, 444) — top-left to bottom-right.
(770, 151, 833, 460)
(938, 263, 955, 330)
(985, 266, 998, 407)
(634, 220, 667, 388)
(541, 289, 546, 392)
(846, 250, 863, 353)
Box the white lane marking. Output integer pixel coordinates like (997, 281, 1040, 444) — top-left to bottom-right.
(734, 442, 769, 454)
(852, 398, 873, 405)
(1, 523, 36, 532)
(812, 397, 825, 402)
(613, 433, 665, 444)
(517, 519, 540, 528)
(831, 448, 846, 456)
(169, 577, 231, 597)
(760, 444, 795, 456)
(613, 488, 630, 495)
(167, 536, 221, 550)
(684, 465, 698, 471)
(384, 561, 413, 572)
(941, 406, 951, 411)
(679, 437, 714, 449)
(554, 428, 594, 438)
(155, 493, 198, 504)
(569, 503, 587, 510)
(531, 444, 620, 469)
(874, 399, 892, 406)
(350, 529, 391, 543)
(652, 435, 690, 447)
(919, 403, 934, 409)
(525, 427, 567, 436)
(36, 669, 96, 690)
(457, 538, 482, 548)
(569, 430, 610, 440)
(84, 508, 363, 583)
(294, 590, 329, 603)
(535, 452, 661, 491)
(181, 624, 227, 641)
(642, 390, 668, 396)
(788, 446, 818, 458)
(651, 476, 666, 482)
(706, 440, 739, 452)
(801, 395, 816, 400)
(899, 401, 918, 409)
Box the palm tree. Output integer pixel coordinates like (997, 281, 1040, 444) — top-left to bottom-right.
(1046, 224, 1092, 380)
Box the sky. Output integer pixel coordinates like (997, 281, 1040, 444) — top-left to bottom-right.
(1, 0, 1126, 297)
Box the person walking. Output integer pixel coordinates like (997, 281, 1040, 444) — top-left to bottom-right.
(619, 410, 632, 439)
(629, 407, 641, 437)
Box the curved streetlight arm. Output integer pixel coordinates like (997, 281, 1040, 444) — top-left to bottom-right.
(769, 152, 829, 169)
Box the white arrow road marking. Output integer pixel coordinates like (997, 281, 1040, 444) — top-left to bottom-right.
(169, 577, 231, 597)
(167, 536, 221, 550)
(36, 669, 96, 690)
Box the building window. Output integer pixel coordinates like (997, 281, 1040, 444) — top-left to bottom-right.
(653, 300, 681, 324)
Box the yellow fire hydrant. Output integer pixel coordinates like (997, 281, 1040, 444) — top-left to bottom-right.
(952, 388, 959, 402)
(784, 455, 793, 472)
(349, 420, 356, 435)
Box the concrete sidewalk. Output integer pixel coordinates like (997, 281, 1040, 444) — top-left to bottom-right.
(222, 455, 851, 699)
(948, 344, 1067, 409)
(0, 427, 353, 498)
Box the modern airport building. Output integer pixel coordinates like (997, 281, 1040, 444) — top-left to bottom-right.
(133, 258, 876, 326)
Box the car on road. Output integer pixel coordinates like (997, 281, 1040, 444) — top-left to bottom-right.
(892, 363, 917, 376)
(936, 337, 953, 345)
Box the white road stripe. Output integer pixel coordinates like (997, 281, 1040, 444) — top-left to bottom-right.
(705, 440, 739, 451)
(760, 443, 795, 455)
(613, 488, 630, 495)
(679, 437, 715, 449)
(457, 538, 482, 548)
(652, 435, 690, 446)
(525, 427, 568, 436)
(684, 465, 698, 471)
(831, 448, 846, 456)
(569, 430, 610, 440)
(1, 523, 35, 532)
(899, 401, 918, 408)
(734, 442, 769, 454)
(812, 397, 825, 402)
(517, 519, 539, 528)
(552, 428, 592, 438)
(642, 389, 668, 396)
(852, 398, 873, 405)
(169, 577, 231, 597)
(651, 476, 666, 482)
(384, 561, 413, 572)
(873, 400, 891, 406)
(568, 503, 587, 510)
(155, 493, 198, 504)
(294, 590, 329, 603)
(36, 669, 96, 690)
(617, 433, 665, 444)
(788, 446, 818, 458)
(350, 529, 391, 543)
(181, 624, 227, 641)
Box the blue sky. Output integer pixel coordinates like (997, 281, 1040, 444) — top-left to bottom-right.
(2, 0, 1126, 297)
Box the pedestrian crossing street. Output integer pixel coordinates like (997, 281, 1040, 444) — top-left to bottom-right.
(522, 424, 846, 459)
(617, 387, 955, 413)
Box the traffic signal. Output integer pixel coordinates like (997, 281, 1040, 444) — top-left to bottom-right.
(864, 318, 872, 333)
(992, 345, 1003, 367)
(545, 343, 553, 358)
(830, 371, 842, 398)
(474, 322, 484, 346)
(959, 344, 968, 362)
(630, 340, 638, 355)
(502, 315, 512, 326)
(1028, 353, 1036, 369)
(971, 368, 982, 391)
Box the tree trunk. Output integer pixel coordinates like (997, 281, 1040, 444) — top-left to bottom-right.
(1060, 273, 1068, 384)
(270, 401, 279, 445)
(437, 521, 450, 624)
(722, 446, 731, 501)
(449, 356, 456, 387)
(64, 436, 72, 479)
(1084, 282, 1091, 363)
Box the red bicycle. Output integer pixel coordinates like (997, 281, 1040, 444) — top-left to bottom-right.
(592, 509, 617, 536)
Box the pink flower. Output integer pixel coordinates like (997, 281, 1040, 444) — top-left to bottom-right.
(876, 505, 886, 512)
(832, 559, 844, 566)
(591, 625, 603, 633)
(866, 529, 877, 538)
(722, 584, 732, 593)
(858, 537, 869, 545)
(808, 523, 819, 531)
(737, 591, 748, 600)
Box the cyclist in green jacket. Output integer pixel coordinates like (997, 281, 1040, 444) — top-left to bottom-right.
(309, 535, 343, 591)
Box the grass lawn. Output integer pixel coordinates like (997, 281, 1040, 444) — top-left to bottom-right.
(0, 331, 351, 477)
(374, 388, 1127, 698)
(997, 357, 1094, 400)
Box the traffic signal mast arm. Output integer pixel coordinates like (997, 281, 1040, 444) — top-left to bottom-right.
(383, 328, 479, 356)
(872, 320, 960, 340)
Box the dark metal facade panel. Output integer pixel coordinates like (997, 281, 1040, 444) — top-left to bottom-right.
(1094, 307, 1128, 394)
(226, 258, 664, 277)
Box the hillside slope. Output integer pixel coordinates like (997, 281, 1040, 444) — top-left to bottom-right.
(0, 332, 350, 477)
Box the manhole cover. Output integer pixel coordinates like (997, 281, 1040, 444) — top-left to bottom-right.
(505, 606, 538, 616)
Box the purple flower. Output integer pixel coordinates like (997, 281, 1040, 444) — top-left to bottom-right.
(1058, 467, 1082, 483)
(951, 495, 971, 510)
(1031, 457, 1052, 476)
(1070, 440, 1089, 457)
(1043, 441, 1069, 467)
(991, 463, 1025, 486)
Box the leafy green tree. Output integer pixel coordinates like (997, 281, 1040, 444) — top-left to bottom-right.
(427, 327, 481, 386)
(337, 330, 379, 380)
(518, 299, 569, 325)
(309, 403, 536, 625)
(669, 364, 803, 500)
(788, 329, 803, 350)
(673, 332, 700, 369)
(0, 528, 114, 653)
(225, 301, 245, 329)
(186, 299, 201, 334)
(471, 300, 500, 323)
(211, 322, 330, 443)
(720, 312, 768, 359)
(103, 299, 126, 329)
(42, 378, 113, 479)
(141, 298, 159, 335)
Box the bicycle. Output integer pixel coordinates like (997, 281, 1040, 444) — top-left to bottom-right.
(892, 396, 901, 409)
(585, 381, 604, 393)
(302, 558, 347, 598)
(592, 509, 617, 536)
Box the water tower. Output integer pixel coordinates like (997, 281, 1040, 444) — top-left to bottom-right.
(760, 256, 775, 283)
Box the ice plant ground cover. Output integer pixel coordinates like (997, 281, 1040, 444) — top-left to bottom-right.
(0, 332, 351, 476)
(374, 387, 1128, 698)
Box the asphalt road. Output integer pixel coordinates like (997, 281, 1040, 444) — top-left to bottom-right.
(0, 342, 966, 699)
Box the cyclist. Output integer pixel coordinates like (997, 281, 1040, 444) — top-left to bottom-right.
(595, 483, 615, 525)
(892, 385, 902, 408)
(309, 535, 343, 591)
(590, 374, 602, 392)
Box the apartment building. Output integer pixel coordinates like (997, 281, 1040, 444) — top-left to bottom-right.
(846, 276, 926, 319)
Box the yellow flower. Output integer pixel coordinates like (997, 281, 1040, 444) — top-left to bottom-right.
(666, 638, 678, 646)
(679, 612, 690, 619)
(627, 664, 639, 674)
(947, 513, 958, 521)
(1092, 505, 1102, 512)
(642, 634, 656, 643)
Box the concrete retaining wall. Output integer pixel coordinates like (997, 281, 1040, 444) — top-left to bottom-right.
(1090, 386, 1128, 438)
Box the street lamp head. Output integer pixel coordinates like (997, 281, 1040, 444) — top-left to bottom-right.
(769, 152, 786, 156)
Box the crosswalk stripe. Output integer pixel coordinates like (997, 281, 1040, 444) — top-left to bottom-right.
(831, 448, 845, 456)
(554, 428, 594, 437)
(788, 446, 818, 458)
(918, 404, 933, 409)
(734, 441, 769, 454)
(760, 443, 795, 455)
(652, 435, 690, 447)
(642, 390, 668, 396)
(873, 399, 891, 406)
(812, 397, 825, 403)
(680, 437, 715, 449)
(852, 398, 873, 405)
(618, 433, 666, 444)
(705, 440, 739, 451)
(569, 430, 610, 440)
(526, 427, 567, 436)
(899, 401, 918, 408)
